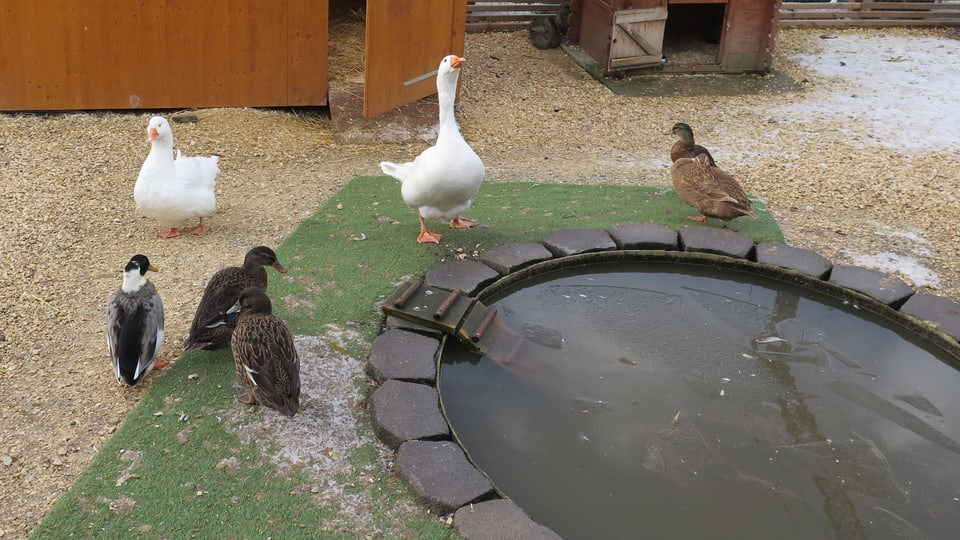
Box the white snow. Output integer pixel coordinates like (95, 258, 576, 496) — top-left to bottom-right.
(773, 33, 960, 152)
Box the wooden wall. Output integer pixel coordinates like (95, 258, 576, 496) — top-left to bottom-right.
(0, 1, 329, 111)
(466, 0, 568, 32)
(781, 2, 960, 27)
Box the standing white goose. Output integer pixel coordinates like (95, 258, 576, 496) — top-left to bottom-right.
(134, 116, 220, 238)
(380, 55, 485, 243)
(106, 254, 165, 386)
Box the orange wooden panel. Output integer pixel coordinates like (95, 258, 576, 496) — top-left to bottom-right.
(0, 0, 328, 111)
(363, 0, 467, 117)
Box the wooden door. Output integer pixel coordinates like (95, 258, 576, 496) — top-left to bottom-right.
(363, 0, 467, 117)
(609, 4, 668, 70)
(719, 0, 780, 71)
(573, 0, 667, 73)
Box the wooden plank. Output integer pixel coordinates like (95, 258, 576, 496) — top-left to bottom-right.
(782, 18, 960, 27)
(0, 0, 329, 111)
(364, 0, 466, 117)
(779, 1, 960, 26)
(465, 0, 567, 32)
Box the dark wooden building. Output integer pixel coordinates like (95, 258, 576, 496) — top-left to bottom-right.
(568, 0, 781, 74)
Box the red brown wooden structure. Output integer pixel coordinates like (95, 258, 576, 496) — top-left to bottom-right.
(0, 0, 330, 111)
(569, 0, 781, 74)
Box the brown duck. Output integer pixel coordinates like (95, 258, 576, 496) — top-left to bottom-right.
(671, 153, 755, 222)
(227, 287, 300, 417)
(670, 122, 717, 166)
(185, 246, 286, 350)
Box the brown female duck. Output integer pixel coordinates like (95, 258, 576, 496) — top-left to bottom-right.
(671, 153, 755, 222)
(227, 287, 300, 417)
(670, 122, 717, 166)
(185, 246, 286, 350)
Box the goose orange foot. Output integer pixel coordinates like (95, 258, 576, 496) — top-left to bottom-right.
(157, 227, 181, 238)
(188, 218, 207, 236)
(154, 359, 169, 369)
(416, 213, 442, 243)
(417, 229, 443, 244)
(449, 216, 477, 229)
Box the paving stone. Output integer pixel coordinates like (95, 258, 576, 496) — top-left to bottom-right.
(606, 223, 679, 250)
(678, 226, 755, 259)
(541, 228, 617, 256)
(454, 499, 562, 540)
(900, 293, 960, 344)
(366, 329, 439, 383)
(829, 264, 915, 308)
(370, 380, 448, 449)
(479, 242, 555, 274)
(396, 440, 494, 515)
(756, 242, 832, 278)
(426, 260, 501, 295)
(384, 314, 444, 335)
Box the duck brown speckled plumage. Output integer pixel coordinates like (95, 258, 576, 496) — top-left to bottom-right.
(228, 287, 300, 417)
(185, 246, 286, 350)
(671, 153, 755, 222)
(670, 122, 717, 166)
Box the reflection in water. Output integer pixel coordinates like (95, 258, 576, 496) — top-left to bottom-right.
(439, 262, 960, 540)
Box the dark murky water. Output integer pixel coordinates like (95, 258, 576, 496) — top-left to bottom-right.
(439, 261, 960, 539)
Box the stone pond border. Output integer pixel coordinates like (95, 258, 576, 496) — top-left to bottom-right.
(364, 224, 960, 540)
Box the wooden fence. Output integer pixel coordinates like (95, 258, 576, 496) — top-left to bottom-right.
(466, 0, 567, 32)
(780, 2, 960, 27)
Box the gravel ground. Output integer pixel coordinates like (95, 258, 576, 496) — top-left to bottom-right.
(1, 26, 959, 538)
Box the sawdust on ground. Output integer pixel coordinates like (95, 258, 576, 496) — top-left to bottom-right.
(1, 24, 959, 538)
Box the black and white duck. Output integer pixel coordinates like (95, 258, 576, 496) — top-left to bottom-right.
(106, 254, 165, 386)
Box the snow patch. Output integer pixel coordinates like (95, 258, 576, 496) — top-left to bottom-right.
(773, 34, 960, 152)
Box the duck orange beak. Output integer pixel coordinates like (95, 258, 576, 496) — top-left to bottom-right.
(451, 56, 465, 69)
(148, 127, 158, 141)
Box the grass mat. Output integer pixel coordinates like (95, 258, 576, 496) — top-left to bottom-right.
(33, 177, 781, 538)
(268, 176, 781, 337)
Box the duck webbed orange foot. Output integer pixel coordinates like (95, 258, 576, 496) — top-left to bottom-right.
(448, 217, 477, 229)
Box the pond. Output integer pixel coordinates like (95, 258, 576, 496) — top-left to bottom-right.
(439, 260, 960, 539)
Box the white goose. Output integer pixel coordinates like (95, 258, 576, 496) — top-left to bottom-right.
(380, 55, 485, 243)
(134, 116, 220, 238)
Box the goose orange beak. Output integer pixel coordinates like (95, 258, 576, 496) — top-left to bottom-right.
(451, 56, 465, 69)
(148, 127, 158, 141)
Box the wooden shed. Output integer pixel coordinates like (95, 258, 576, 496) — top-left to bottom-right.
(568, 0, 781, 74)
(0, 1, 331, 111)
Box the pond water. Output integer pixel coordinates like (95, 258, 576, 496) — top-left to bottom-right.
(439, 261, 960, 539)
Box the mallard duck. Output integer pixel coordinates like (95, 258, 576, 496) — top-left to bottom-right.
(184, 246, 287, 350)
(671, 153, 755, 222)
(134, 116, 220, 238)
(670, 122, 716, 166)
(380, 55, 485, 243)
(227, 287, 300, 417)
(106, 254, 165, 386)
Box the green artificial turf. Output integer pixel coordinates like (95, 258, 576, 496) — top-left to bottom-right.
(268, 176, 782, 337)
(33, 177, 781, 539)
